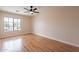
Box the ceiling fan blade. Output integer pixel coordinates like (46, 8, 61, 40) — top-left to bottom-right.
(33, 8, 37, 10)
(24, 11, 28, 13)
(34, 11, 39, 13)
(24, 8, 29, 11)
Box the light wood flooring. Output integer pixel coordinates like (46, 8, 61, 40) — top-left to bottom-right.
(0, 34, 79, 52)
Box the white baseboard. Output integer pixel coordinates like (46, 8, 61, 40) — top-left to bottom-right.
(0, 33, 30, 39)
(34, 33, 79, 47)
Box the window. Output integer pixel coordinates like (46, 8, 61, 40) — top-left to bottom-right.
(4, 17, 21, 32)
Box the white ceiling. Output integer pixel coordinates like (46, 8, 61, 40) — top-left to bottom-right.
(0, 6, 40, 16)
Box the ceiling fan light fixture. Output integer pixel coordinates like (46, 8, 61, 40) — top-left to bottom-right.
(30, 11, 33, 14)
(24, 6, 39, 15)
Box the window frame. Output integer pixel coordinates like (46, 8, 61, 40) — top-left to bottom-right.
(4, 17, 21, 32)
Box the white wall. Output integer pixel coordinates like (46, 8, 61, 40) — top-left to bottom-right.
(32, 6, 79, 47)
(0, 11, 31, 38)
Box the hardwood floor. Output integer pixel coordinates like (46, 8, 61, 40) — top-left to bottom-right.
(0, 34, 79, 52)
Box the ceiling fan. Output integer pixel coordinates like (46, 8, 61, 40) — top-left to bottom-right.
(24, 6, 39, 14)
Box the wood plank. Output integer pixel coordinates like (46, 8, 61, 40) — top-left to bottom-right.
(0, 34, 79, 52)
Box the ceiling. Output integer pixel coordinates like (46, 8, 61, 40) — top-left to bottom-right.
(0, 6, 40, 16)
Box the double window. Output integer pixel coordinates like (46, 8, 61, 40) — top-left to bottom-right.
(4, 17, 21, 32)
